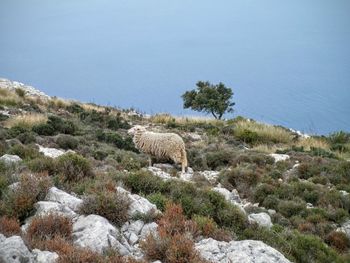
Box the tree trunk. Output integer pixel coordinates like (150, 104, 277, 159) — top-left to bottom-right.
(211, 111, 218, 119)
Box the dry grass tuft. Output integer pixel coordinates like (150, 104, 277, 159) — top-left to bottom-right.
(0, 216, 21, 237)
(234, 120, 294, 144)
(151, 113, 222, 126)
(4, 113, 48, 129)
(295, 137, 330, 151)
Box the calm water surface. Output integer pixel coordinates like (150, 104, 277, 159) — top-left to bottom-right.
(0, 0, 349, 134)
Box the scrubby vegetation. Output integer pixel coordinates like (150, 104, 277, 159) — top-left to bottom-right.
(1, 87, 350, 262)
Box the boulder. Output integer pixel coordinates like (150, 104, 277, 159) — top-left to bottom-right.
(37, 145, 69, 158)
(147, 167, 173, 180)
(72, 214, 133, 255)
(248, 212, 273, 228)
(196, 238, 291, 263)
(116, 187, 159, 217)
(121, 220, 158, 246)
(0, 154, 22, 164)
(32, 249, 59, 263)
(0, 235, 33, 263)
(337, 220, 350, 239)
(199, 170, 220, 184)
(46, 187, 83, 211)
(269, 154, 290, 163)
(212, 187, 245, 214)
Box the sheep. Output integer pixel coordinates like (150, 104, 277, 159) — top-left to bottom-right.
(128, 125, 188, 173)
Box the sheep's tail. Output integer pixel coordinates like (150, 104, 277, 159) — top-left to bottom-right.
(181, 148, 188, 172)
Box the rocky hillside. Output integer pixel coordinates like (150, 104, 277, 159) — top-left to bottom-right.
(0, 78, 350, 263)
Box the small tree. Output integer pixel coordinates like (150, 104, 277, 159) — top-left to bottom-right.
(182, 81, 235, 119)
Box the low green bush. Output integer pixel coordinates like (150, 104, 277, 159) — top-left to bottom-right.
(7, 144, 40, 160)
(32, 123, 55, 136)
(147, 193, 169, 212)
(79, 190, 131, 226)
(16, 131, 36, 144)
(56, 153, 93, 182)
(27, 156, 57, 175)
(56, 134, 78, 150)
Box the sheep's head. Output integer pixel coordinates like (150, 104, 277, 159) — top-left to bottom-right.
(127, 125, 147, 135)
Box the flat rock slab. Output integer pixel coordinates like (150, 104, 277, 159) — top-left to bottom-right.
(0, 235, 33, 263)
(196, 238, 291, 263)
(0, 154, 22, 164)
(46, 186, 83, 211)
(72, 214, 132, 255)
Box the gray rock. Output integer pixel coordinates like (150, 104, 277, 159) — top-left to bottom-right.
(212, 187, 245, 214)
(269, 154, 290, 163)
(37, 145, 72, 158)
(0, 78, 51, 100)
(46, 187, 83, 212)
(72, 214, 132, 255)
(32, 249, 58, 263)
(147, 166, 173, 180)
(199, 171, 220, 184)
(248, 212, 273, 229)
(116, 187, 159, 217)
(337, 220, 350, 239)
(121, 220, 158, 246)
(0, 235, 33, 263)
(196, 238, 291, 263)
(0, 154, 22, 164)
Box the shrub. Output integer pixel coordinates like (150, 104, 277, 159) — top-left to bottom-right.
(7, 125, 30, 138)
(48, 115, 77, 135)
(56, 134, 79, 150)
(56, 153, 93, 182)
(205, 150, 234, 170)
(32, 123, 55, 136)
(96, 130, 137, 152)
(325, 231, 350, 253)
(192, 215, 232, 241)
(15, 88, 26, 97)
(140, 203, 206, 263)
(7, 143, 40, 160)
(277, 200, 306, 218)
(0, 173, 52, 221)
(124, 170, 168, 195)
(147, 193, 169, 212)
(16, 131, 36, 144)
(219, 165, 261, 198)
(27, 156, 57, 175)
(26, 213, 73, 247)
(107, 114, 131, 130)
(0, 216, 21, 237)
(79, 190, 131, 226)
(236, 129, 259, 144)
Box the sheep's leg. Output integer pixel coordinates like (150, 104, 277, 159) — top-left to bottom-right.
(181, 162, 186, 173)
(148, 157, 153, 167)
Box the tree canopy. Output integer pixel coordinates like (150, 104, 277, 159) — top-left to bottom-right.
(181, 81, 235, 119)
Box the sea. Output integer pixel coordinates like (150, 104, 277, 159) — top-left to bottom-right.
(0, 0, 349, 135)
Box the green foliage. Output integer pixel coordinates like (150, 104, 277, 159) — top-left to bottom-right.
(27, 156, 57, 175)
(106, 114, 131, 130)
(47, 115, 77, 135)
(8, 125, 30, 138)
(56, 134, 78, 150)
(32, 123, 55, 136)
(124, 170, 168, 194)
(32, 115, 77, 136)
(236, 129, 259, 144)
(96, 130, 137, 152)
(0, 174, 52, 222)
(147, 193, 169, 212)
(277, 200, 306, 218)
(80, 190, 131, 226)
(16, 131, 36, 144)
(15, 88, 26, 97)
(7, 144, 40, 160)
(56, 153, 93, 182)
(182, 81, 235, 119)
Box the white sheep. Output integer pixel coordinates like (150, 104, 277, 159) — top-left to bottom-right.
(128, 125, 188, 173)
